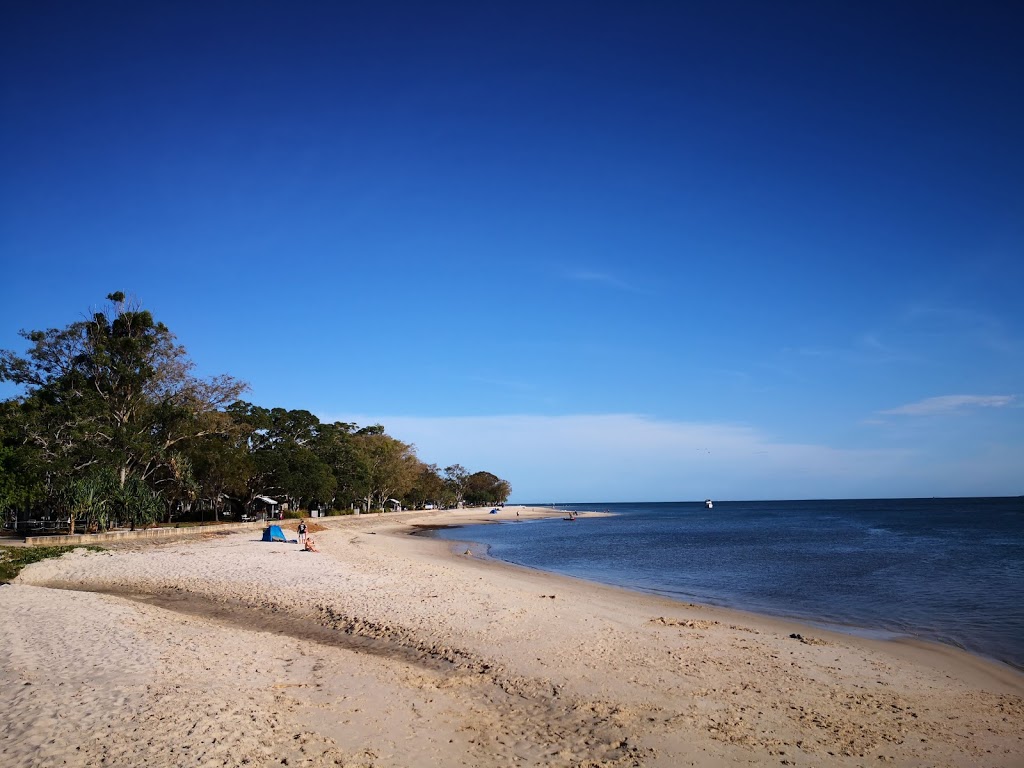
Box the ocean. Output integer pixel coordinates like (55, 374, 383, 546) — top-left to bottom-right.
(432, 498, 1024, 670)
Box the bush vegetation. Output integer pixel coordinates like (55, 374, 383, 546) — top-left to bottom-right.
(0, 292, 512, 532)
(0, 545, 104, 584)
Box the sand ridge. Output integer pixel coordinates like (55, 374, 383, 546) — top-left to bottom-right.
(2, 506, 1021, 767)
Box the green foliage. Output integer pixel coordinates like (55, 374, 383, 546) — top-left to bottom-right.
(464, 471, 512, 506)
(107, 474, 163, 531)
(1, 293, 513, 527)
(443, 464, 469, 505)
(64, 472, 108, 534)
(351, 433, 419, 511)
(0, 545, 104, 583)
(405, 463, 446, 510)
(0, 292, 246, 525)
(0, 445, 21, 514)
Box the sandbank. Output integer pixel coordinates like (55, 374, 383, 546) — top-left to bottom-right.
(2, 506, 1021, 767)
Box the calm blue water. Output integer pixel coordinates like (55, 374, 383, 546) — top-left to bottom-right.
(433, 498, 1024, 669)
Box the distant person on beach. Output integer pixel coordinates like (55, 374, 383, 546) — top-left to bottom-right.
(303, 536, 319, 552)
(297, 521, 307, 547)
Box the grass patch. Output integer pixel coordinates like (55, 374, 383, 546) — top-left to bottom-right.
(0, 545, 105, 584)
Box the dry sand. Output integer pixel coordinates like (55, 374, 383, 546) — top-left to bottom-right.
(2, 506, 1021, 767)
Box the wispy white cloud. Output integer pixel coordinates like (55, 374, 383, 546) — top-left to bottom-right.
(564, 269, 645, 294)
(879, 394, 1016, 416)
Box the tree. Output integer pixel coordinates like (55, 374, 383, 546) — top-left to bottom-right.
(188, 427, 252, 520)
(64, 472, 107, 535)
(260, 442, 336, 512)
(406, 462, 445, 509)
(352, 434, 419, 512)
(309, 420, 361, 510)
(225, 402, 340, 512)
(155, 453, 200, 523)
(0, 293, 516, 529)
(464, 471, 512, 506)
(107, 473, 163, 531)
(0, 445, 24, 519)
(443, 464, 469, 507)
(0, 399, 45, 519)
(0, 293, 248, 505)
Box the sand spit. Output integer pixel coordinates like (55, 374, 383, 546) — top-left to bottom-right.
(2, 506, 1021, 767)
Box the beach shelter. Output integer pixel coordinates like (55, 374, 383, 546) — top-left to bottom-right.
(262, 525, 288, 542)
(254, 495, 281, 518)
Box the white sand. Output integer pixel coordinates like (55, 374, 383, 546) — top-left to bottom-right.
(2, 506, 1021, 767)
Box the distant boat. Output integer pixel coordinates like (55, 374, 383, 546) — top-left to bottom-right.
(705, 499, 714, 509)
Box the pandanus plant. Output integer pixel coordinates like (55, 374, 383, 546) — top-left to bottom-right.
(66, 475, 108, 535)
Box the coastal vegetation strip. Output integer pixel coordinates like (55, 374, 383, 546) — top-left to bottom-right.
(0, 291, 511, 536)
(0, 545, 104, 583)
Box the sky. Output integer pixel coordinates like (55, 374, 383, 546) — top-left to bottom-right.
(1, 1, 1022, 502)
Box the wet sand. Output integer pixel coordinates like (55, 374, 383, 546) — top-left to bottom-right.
(2, 506, 1021, 767)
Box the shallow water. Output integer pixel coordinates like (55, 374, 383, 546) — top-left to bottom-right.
(434, 498, 1024, 669)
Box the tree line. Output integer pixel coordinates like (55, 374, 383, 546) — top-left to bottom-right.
(0, 293, 511, 532)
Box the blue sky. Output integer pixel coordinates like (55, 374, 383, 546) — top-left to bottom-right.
(2, 2, 1021, 501)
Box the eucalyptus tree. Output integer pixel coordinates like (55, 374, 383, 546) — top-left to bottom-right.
(263, 441, 336, 512)
(0, 445, 23, 519)
(154, 453, 200, 523)
(464, 471, 512, 506)
(225, 401, 337, 511)
(0, 292, 247, 508)
(405, 462, 445, 509)
(0, 400, 46, 518)
(352, 433, 419, 512)
(309, 420, 362, 510)
(443, 464, 469, 507)
(187, 427, 253, 520)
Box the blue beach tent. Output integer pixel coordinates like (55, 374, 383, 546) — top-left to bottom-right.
(262, 525, 288, 542)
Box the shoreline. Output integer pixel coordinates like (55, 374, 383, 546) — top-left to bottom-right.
(2, 506, 1021, 766)
(424, 505, 1024, 675)
(405, 509, 1024, 683)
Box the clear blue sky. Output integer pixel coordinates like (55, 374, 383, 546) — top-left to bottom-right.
(2, 2, 1021, 501)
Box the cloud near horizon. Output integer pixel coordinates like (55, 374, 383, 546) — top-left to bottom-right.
(879, 394, 1016, 416)
(319, 412, 919, 502)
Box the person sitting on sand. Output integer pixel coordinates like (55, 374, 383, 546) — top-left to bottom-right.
(303, 536, 319, 552)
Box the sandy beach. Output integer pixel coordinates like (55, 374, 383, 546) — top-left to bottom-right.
(2, 506, 1021, 767)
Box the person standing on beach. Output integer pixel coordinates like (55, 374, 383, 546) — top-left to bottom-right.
(297, 520, 307, 548)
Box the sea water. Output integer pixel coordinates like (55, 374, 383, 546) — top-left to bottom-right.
(432, 498, 1024, 669)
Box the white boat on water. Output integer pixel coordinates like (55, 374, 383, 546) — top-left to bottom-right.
(704, 499, 714, 509)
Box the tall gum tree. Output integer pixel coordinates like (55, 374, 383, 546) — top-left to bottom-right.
(352, 433, 419, 512)
(0, 292, 248, 493)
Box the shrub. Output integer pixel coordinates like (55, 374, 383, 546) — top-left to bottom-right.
(0, 545, 105, 583)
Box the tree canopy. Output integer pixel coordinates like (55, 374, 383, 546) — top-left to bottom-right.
(0, 293, 511, 531)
